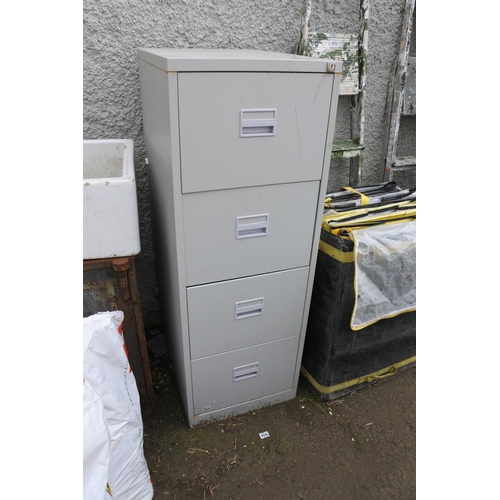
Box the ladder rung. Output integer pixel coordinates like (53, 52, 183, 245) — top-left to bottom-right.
(331, 140, 364, 159)
(393, 156, 416, 170)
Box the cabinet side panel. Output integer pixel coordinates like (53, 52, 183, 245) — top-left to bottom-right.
(296, 71, 342, 387)
(138, 60, 192, 417)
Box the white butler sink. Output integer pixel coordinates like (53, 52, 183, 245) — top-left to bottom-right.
(83, 139, 141, 259)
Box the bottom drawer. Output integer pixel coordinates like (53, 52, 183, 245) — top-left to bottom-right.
(192, 336, 300, 416)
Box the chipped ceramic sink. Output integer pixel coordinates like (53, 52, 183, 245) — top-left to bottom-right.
(83, 139, 141, 259)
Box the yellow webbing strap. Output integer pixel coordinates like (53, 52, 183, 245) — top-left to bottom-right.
(322, 200, 417, 222)
(300, 356, 416, 394)
(318, 239, 354, 263)
(327, 218, 416, 235)
(329, 229, 353, 239)
(342, 186, 370, 205)
(322, 207, 416, 232)
(322, 200, 416, 225)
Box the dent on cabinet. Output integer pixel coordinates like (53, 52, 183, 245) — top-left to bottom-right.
(137, 49, 342, 427)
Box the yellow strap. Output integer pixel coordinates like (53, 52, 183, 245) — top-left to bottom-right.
(342, 186, 370, 205)
(366, 366, 397, 380)
(322, 200, 416, 226)
(326, 219, 416, 235)
(300, 356, 416, 394)
(318, 239, 354, 263)
(329, 229, 354, 239)
(322, 209, 416, 232)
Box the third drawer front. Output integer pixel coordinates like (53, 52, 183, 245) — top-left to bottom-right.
(182, 181, 320, 286)
(187, 266, 309, 359)
(191, 336, 300, 416)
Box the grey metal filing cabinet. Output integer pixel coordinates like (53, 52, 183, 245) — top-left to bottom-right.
(137, 49, 342, 427)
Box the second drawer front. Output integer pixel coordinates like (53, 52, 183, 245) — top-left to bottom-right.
(191, 336, 300, 416)
(182, 181, 320, 286)
(187, 267, 309, 359)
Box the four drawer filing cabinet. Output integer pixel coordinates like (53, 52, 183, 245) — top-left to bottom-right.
(137, 49, 342, 427)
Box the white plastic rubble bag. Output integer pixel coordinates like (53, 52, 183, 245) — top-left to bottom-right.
(83, 379, 112, 500)
(83, 311, 154, 500)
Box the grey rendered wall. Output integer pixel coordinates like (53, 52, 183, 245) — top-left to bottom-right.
(83, 0, 416, 324)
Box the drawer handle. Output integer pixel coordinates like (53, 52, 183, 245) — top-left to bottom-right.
(233, 362, 259, 382)
(236, 214, 269, 239)
(235, 297, 264, 320)
(240, 108, 277, 137)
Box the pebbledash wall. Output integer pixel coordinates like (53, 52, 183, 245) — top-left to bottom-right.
(83, 0, 416, 325)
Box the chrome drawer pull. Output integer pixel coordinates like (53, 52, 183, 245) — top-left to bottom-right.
(235, 297, 264, 320)
(233, 362, 259, 382)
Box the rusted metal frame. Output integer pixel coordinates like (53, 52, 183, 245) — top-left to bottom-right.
(82, 258, 116, 272)
(349, 0, 369, 187)
(83, 256, 156, 415)
(83, 257, 132, 300)
(112, 258, 131, 300)
(379, 0, 415, 182)
(126, 256, 156, 411)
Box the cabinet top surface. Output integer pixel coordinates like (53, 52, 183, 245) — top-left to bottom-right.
(137, 48, 342, 74)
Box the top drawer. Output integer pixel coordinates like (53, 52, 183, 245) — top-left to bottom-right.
(178, 72, 334, 193)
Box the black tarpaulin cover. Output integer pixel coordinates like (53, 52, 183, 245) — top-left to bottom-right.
(301, 227, 416, 401)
